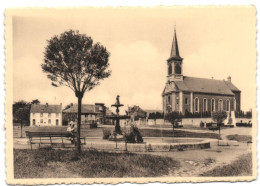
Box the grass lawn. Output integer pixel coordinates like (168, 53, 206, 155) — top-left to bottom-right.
(14, 148, 180, 178)
(139, 128, 219, 139)
(226, 134, 252, 143)
(200, 153, 252, 177)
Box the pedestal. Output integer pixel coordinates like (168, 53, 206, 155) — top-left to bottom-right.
(115, 118, 121, 133)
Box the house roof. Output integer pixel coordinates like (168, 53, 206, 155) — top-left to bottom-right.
(30, 104, 62, 113)
(63, 104, 97, 114)
(163, 76, 240, 96)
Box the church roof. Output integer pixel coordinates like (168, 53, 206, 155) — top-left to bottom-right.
(224, 81, 241, 92)
(164, 76, 240, 96)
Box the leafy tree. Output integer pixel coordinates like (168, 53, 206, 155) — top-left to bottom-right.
(31, 99, 40, 105)
(14, 106, 30, 137)
(42, 30, 111, 153)
(148, 112, 163, 125)
(164, 111, 182, 137)
(13, 100, 29, 119)
(63, 112, 77, 123)
(212, 111, 227, 144)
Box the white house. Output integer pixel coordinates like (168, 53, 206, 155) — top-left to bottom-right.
(30, 103, 62, 126)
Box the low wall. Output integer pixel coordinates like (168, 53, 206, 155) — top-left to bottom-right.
(84, 140, 210, 152)
(181, 118, 213, 127)
(118, 118, 252, 128)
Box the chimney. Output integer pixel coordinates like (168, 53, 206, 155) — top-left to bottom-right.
(227, 76, 231, 82)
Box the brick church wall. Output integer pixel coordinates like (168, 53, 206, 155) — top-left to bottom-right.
(182, 92, 190, 113)
(192, 93, 234, 112)
(233, 91, 241, 111)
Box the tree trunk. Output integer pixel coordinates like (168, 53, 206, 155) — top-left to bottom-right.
(20, 121, 23, 138)
(172, 123, 174, 138)
(218, 123, 221, 146)
(77, 96, 83, 154)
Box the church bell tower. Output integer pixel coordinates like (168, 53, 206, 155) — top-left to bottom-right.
(167, 27, 183, 81)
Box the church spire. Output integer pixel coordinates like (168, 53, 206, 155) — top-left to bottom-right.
(168, 26, 182, 61)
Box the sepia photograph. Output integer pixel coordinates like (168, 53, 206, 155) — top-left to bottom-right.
(5, 6, 257, 184)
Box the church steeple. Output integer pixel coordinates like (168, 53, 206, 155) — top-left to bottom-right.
(168, 27, 182, 61)
(167, 26, 183, 81)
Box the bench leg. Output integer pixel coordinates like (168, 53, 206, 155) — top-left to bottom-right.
(30, 138, 32, 150)
(50, 136, 52, 147)
(61, 137, 64, 147)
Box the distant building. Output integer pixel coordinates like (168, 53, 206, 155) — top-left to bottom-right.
(127, 105, 147, 121)
(63, 103, 106, 124)
(30, 103, 62, 126)
(162, 28, 241, 115)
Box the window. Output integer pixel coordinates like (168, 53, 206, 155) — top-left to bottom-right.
(48, 119, 51, 124)
(203, 98, 207, 112)
(211, 99, 215, 112)
(218, 99, 223, 111)
(194, 97, 199, 112)
(56, 119, 59, 126)
(167, 95, 171, 104)
(40, 119, 43, 124)
(226, 100, 230, 111)
(40, 113, 43, 117)
(33, 119, 35, 125)
(185, 98, 188, 105)
(175, 63, 181, 74)
(234, 98, 236, 111)
(168, 63, 172, 75)
(48, 113, 51, 117)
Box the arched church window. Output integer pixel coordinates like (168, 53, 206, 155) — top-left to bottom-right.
(194, 97, 199, 112)
(226, 100, 230, 111)
(203, 98, 207, 112)
(234, 98, 236, 111)
(168, 95, 171, 104)
(175, 63, 181, 74)
(211, 99, 215, 112)
(168, 63, 172, 75)
(218, 99, 223, 111)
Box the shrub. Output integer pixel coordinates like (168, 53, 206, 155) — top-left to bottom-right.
(103, 128, 112, 139)
(123, 125, 143, 143)
(90, 123, 97, 128)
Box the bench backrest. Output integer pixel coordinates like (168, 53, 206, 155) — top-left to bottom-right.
(25, 131, 71, 138)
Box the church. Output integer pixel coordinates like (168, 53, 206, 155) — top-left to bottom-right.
(162, 28, 241, 115)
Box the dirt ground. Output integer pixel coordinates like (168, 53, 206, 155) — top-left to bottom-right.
(137, 141, 252, 176)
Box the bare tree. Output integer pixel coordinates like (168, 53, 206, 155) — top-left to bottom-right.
(212, 111, 227, 145)
(42, 30, 111, 153)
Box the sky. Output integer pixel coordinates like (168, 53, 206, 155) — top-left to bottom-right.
(12, 7, 256, 113)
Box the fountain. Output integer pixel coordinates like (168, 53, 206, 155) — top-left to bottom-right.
(111, 95, 124, 133)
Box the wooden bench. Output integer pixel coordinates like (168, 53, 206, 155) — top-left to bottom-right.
(25, 131, 86, 150)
